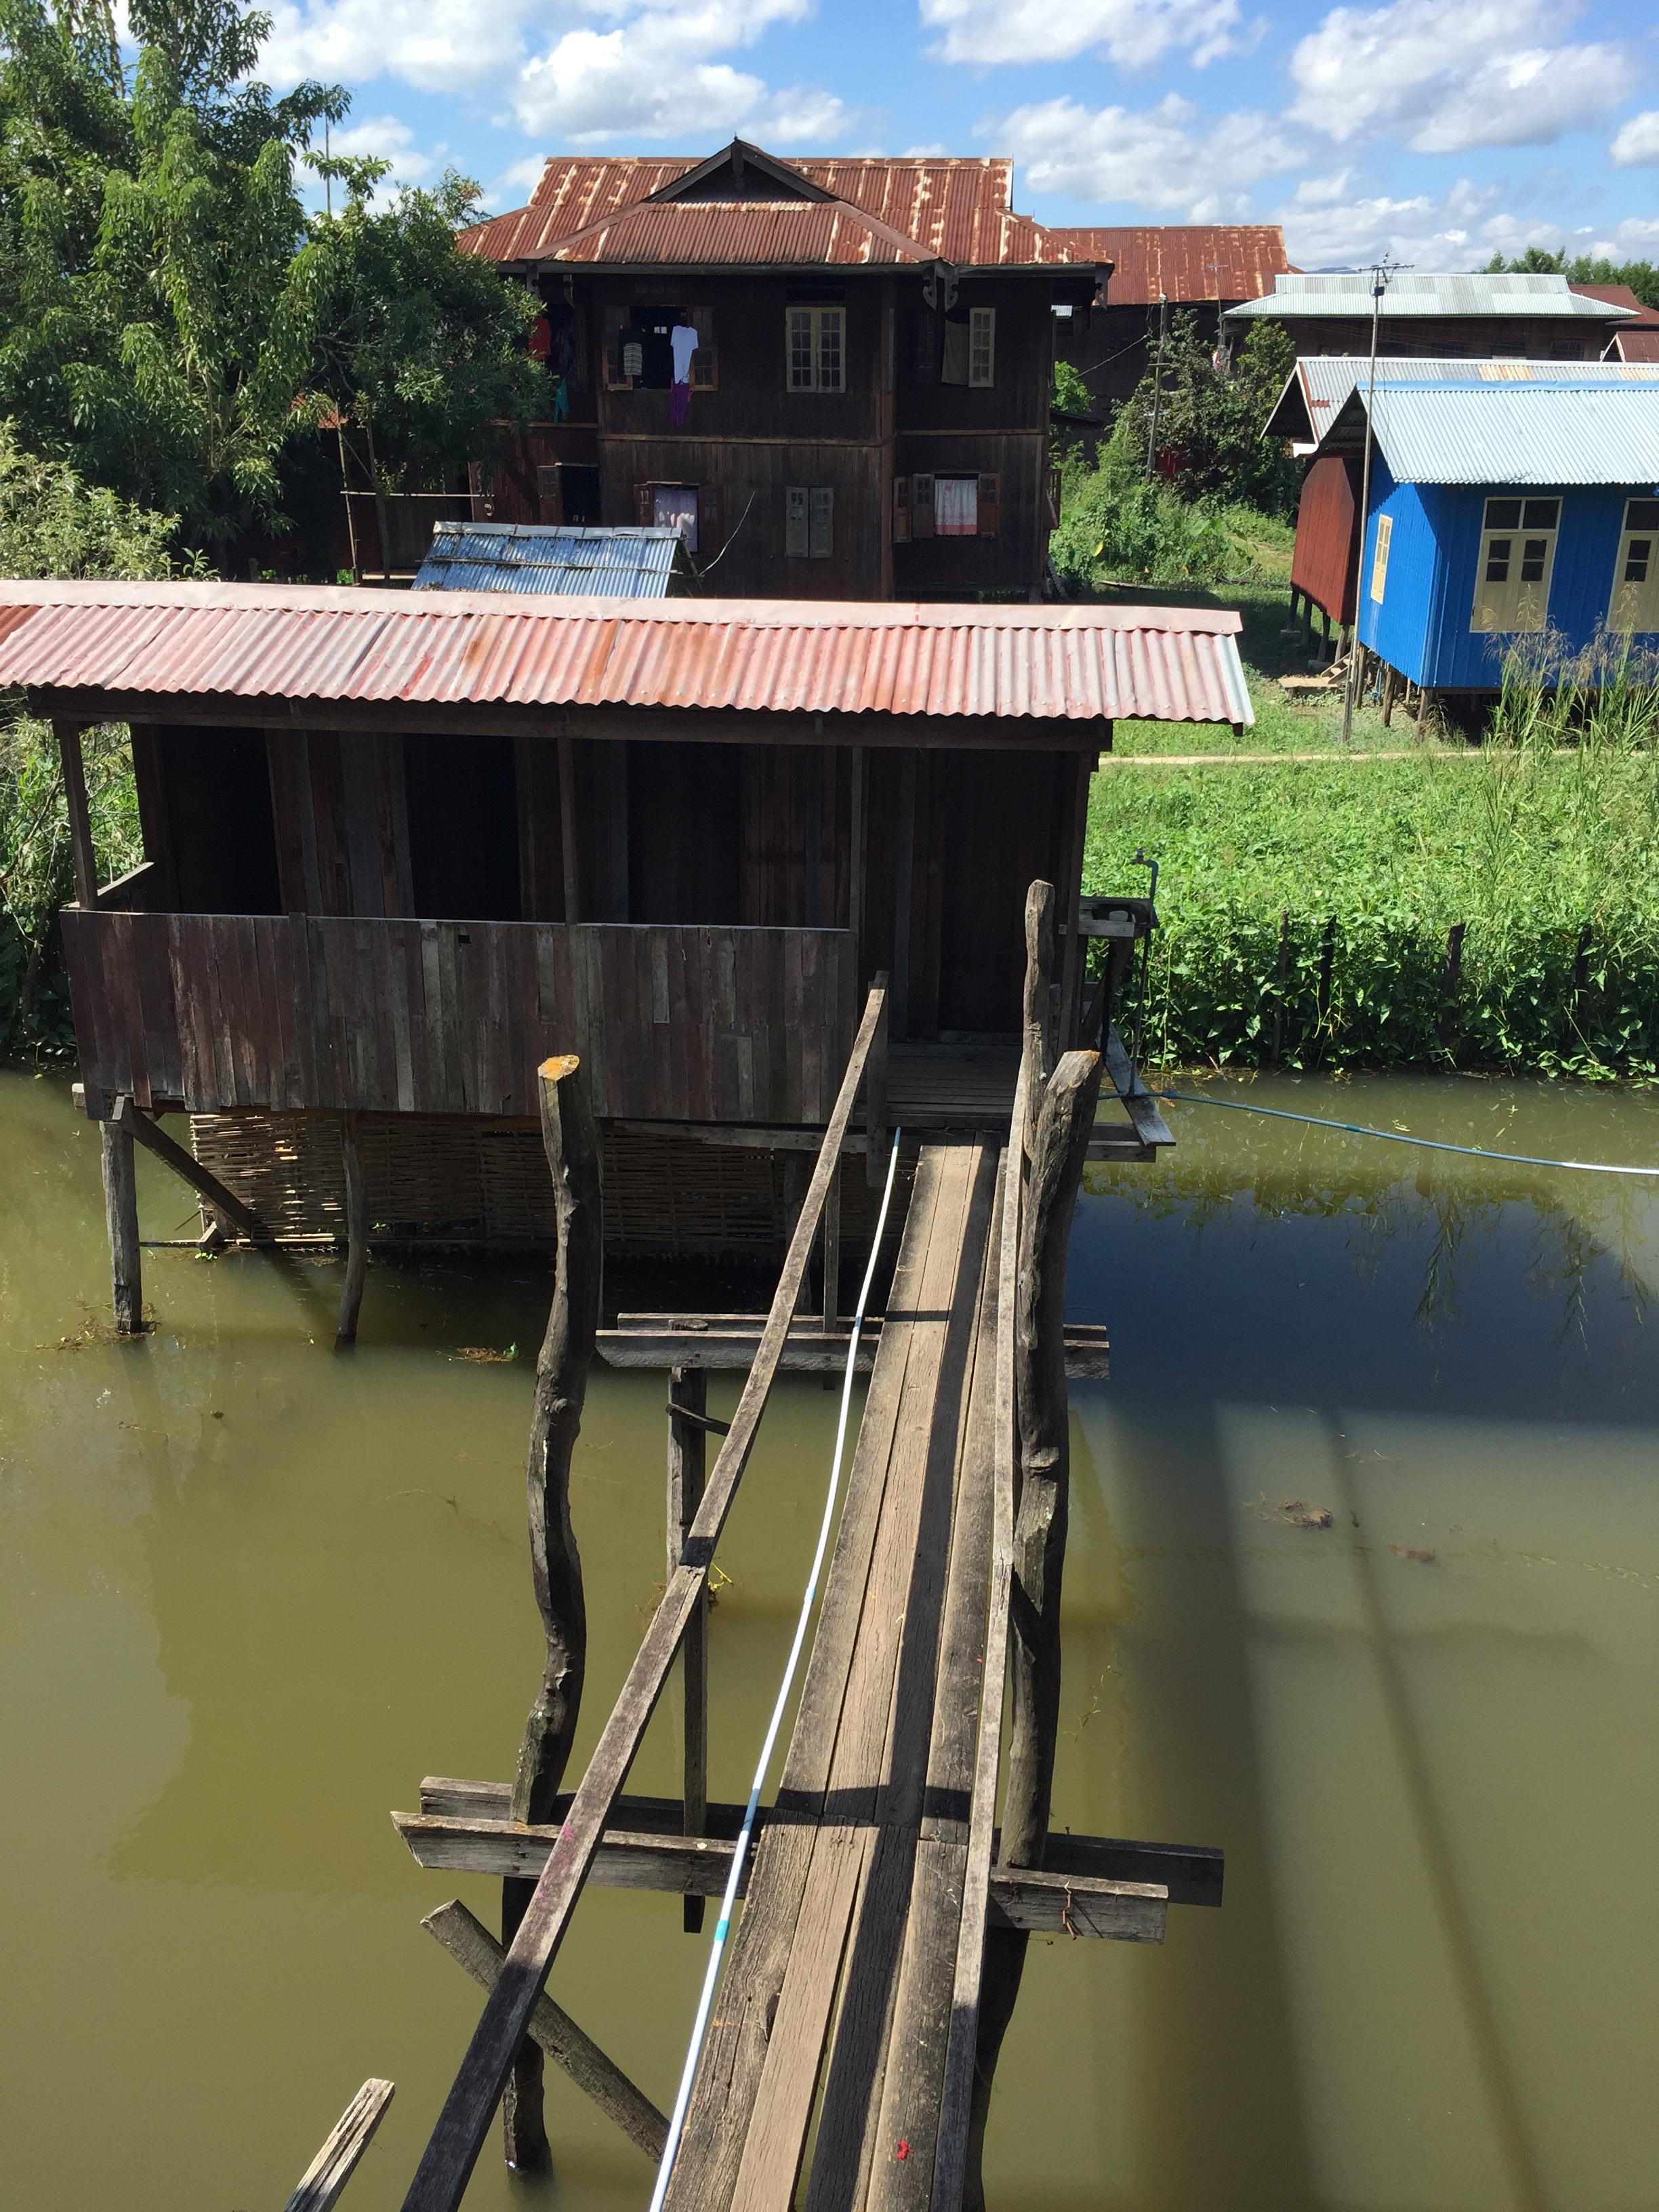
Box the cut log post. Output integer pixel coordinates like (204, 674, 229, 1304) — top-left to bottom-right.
(966, 1046, 1104, 2204)
(501, 1052, 602, 2174)
(281, 2078, 395, 2212)
(668, 1365, 709, 1933)
(335, 1111, 369, 1347)
(423, 1902, 668, 2160)
(100, 1110, 143, 1334)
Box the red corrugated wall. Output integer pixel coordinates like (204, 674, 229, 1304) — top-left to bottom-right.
(1292, 453, 1361, 625)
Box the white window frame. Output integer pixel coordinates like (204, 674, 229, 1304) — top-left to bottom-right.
(787, 305, 844, 393)
(968, 306, 996, 388)
(1609, 497, 1659, 632)
(1470, 494, 1559, 635)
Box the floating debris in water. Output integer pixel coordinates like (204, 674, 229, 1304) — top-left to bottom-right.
(1391, 1544, 1437, 1564)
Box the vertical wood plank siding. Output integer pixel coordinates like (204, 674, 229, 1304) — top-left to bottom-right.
(60, 912, 856, 1124)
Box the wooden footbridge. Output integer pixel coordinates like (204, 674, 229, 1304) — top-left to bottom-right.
(277, 886, 1222, 2212)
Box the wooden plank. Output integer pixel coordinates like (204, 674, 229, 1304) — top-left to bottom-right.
(422, 1901, 668, 2161)
(668, 1366, 709, 1936)
(1103, 1024, 1174, 1149)
(281, 2078, 395, 2212)
(399, 980, 889, 2212)
(112, 1096, 270, 1243)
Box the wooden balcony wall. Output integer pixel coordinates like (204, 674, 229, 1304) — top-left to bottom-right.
(61, 909, 856, 1124)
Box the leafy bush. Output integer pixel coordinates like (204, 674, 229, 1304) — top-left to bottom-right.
(1112, 314, 1299, 516)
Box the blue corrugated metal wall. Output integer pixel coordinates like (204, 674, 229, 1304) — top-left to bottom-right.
(1358, 466, 1659, 689)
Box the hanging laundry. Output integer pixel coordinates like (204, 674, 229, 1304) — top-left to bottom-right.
(528, 314, 552, 363)
(621, 327, 645, 380)
(669, 321, 698, 427)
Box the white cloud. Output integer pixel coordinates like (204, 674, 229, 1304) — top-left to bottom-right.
(990, 93, 1298, 218)
(1612, 110, 1659, 166)
(323, 113, 438, 187)
(264, 0, 849, 150)
(1269, 168, 1659, 273)
(922, 0, 1250, 70)
(1289, 0, 1629, 155)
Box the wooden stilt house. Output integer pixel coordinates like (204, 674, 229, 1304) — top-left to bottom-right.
(0, 580, 1248, 1317)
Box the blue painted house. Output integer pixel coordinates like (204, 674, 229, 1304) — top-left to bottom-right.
(1307, 377, 1659, 693)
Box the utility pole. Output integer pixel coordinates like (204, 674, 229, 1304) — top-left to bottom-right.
(1341, 256, 1399, 745)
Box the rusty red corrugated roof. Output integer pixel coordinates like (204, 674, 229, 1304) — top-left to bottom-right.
(462, 151, 1085, 270)
(1048, 225, 1292, 305)
(0, 581, 1252, 726)
(1572, 281, 1659, 329)
(1611, 329, 1659, 361)
(539, 197, 933, 268)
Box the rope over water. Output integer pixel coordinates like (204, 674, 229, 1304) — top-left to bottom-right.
(1148, 1088, 1659, 1177)
(647, 1124, 907, 2211)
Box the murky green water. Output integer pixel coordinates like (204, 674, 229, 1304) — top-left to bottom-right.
(3, 1067, 1656, 2211)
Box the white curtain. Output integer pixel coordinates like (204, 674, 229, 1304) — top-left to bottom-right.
(934, 476, 978, 537)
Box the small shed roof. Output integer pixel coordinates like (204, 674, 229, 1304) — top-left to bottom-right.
(0, 581, 1252, 728)
(413, 523, 685, 598)
(1046, 224, 1290, 306)
(1571, 281, 1659, 328)
(1229, 272, 1635, 323)
(1266, 354, 1659, 442)
(1313, 379, 1659, 486)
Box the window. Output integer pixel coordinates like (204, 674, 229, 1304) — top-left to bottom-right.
(607, 303, 716, 389)
(1610, 497, 1659, 632)
(1471, 493, 1559, 634)
(786, 486, 834, 558)
(892, 472, 999, 541)
(968, 306, 996, 388)
(1370, 512, 1393, 603)
(787, 306, 844, 392)
(935, 476, 979, 535)
(635, 482, 700, 552)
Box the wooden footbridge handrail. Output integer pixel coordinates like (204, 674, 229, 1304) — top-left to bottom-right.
(399, 976, 891, 2212)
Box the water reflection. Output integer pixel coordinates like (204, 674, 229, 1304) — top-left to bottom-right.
(2, 1068, 1656, 2211)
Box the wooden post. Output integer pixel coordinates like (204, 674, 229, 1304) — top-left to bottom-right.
(1054, 755, 1093, 1052)
(556, 734, 581, 922)
(892, 749, 918, 1039)
(101, 1109, 143, 1334)
(55, 720, 98, 908)
(865, 979, 889, 1190)
(848, 744, 865, 981)
(820, 1158, 841, 1331)
(1023, 879, 1054, 1087)
(668, 1366, 709, 1934)
(1380, 662, 1399, 727)
(501, 1052, 602, 2174)
(335, 1111, 369, 1348)
(967, 1046, 1103, 2199)
(113, 1095, 271, 1244)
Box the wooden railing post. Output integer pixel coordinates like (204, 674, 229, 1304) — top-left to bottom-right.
(1023, 880, 1054, 1089)
(668, 1366, 709, 1933)
(100, 1101, 143, 1335)
(501, 1053, 602, 2174)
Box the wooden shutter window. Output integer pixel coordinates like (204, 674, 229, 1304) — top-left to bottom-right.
(912, 472, 935, 539)
(634, 481, 653, 526)
(786, 485, 810, 557)
(977, 472, 1000, 537)
(808, 485, 834, 558)
(893, 475, 911, 544)
(968, 307, 996, 388)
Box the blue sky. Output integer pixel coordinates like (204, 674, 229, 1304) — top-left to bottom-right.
(259, 0, 1659, 270)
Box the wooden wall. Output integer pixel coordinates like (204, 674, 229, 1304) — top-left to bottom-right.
(62, 909, 857, 1123)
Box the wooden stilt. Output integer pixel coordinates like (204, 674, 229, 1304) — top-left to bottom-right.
(100, 1111, 143, 1334)
(865, 983, 889, 1190)
(335, 1111, 368, 1347)
(282, 2078, 395, 2212)
(966, 1046, 1104, 2197)
(113, 1096, 270, 1244)
(502, 1052, 602, 2175)
(668, 1366, 709, 1933)
(1380, 662, 1399, 727)
(54, 719, 99, 909)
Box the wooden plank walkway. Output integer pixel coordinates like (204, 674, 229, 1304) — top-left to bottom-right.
(663, 1136, 1006, 2211)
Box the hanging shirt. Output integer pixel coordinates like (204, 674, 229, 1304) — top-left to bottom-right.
(670, 324, 699, 384)
(528, 314, 552, 361)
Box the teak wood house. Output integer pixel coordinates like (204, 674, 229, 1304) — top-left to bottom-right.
(1, 579, 1248, 1309)
(457, 142, 1099, 603)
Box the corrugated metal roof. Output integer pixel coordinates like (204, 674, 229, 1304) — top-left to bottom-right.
(1230, 272, 1635, 321)
(1318, 382, 1659, 485)
(1046, 224, 1291, 304)
(413, 524, 682, 597)
(1265, 354, 1659, 441)
(1570, 281, 1659, 328)
(535, 197, 933, 269)
(462, 150, 1082, 270)
(0, 581, 1252, 726)
(1612, 330, 1659, 363)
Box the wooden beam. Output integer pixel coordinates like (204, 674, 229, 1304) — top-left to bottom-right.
(54, 718, 98, 909)
(598, 1314, 1111, 1380)
(422, 1902, 668, 2160)
(502, 1052, 604, 2172)
(1103, 1026, 1174, 1149)
(100, 1114, 143, 1334)
(110, 1095, 272, 1244)
(820, 1156, 840, 1331)
(395, 1809, 1174, 1936)
(281, 2078, 395, 2212)
(399, 980, 890, 2212)
(335, 1111, 369, 1348)
(668, 1367, 709, 1934)
(605, 1121, 867, 1155)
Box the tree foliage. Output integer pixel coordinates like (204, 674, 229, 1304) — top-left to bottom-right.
(1484, 247, 1659, 313)
(1111, 312, 1299, 515)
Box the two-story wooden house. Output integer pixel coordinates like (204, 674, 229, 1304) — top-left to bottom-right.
(458, 140, 1098, 602)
